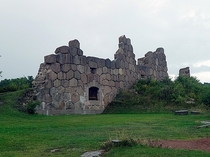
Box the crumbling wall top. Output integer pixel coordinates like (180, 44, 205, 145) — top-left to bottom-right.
(179, 67, 190, 77)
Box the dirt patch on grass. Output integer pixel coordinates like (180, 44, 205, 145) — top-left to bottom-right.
(150, 138, 210, 152)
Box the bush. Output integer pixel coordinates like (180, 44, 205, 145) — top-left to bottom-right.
(105, 76, 210, 114)
(26, 100, 40, 114)
(101, 129, 137, 151)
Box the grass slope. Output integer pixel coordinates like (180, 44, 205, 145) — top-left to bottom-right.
(0, 91, 210, 156)
(0, 113, 210, 156)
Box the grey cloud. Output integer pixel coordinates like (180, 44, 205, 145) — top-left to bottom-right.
(0, 0, 210, 83)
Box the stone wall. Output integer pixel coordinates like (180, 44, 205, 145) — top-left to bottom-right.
(137, 48, 168, 80)
(33, 35, 168, 115)
(179, 67, 190, 77)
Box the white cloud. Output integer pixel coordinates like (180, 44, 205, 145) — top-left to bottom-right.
(191, 72, 210, 83)
(169, 74, 176, 81)
(193, 60, 210, 68)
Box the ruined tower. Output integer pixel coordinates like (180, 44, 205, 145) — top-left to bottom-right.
(33, 35, 168, 115)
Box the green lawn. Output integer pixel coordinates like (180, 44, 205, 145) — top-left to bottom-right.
(0, 110, 210, 156)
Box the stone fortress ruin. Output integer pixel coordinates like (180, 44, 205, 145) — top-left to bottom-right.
(33, 35, 168, 115)
(179, 67, 190, 77)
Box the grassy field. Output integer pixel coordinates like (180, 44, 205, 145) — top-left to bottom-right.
(0, 110, 210, 156)
(0, 91, 210, 156)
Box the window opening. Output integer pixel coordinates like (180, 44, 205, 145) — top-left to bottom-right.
(89, 87, 99, 100)
(90, 68, 96, 74)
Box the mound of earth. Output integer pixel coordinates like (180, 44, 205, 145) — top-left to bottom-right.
(150, 138, 210, 152)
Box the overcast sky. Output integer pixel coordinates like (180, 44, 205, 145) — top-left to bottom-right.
(0, 0, 210, 83)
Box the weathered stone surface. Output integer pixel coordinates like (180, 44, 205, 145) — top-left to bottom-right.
(106, 73, 111, 80)
(102, 80, 109, 86)
(53, 79, 61, 87)
(73, 55, 81, 64)
(55, 46, 69, 54)
(119, 75, 124, 81)
(102, 67, 107, 74)
(98, 59, 105, 68)
(58, 100, 65, 109)
(87, 74, 94, 82)
(99, 74, 106, 83)
(179, 67, 190, 77)
(88, 61, 97, 68)
(104, 86, 111, 95)
(124, 45, 128, 51)
(156, 47, 164, 53)
(66, 101, 74, 110)
(77, 86, 84, 96)
(120, 81, 124, 89)
(71, 64, 77, 71)
(115, 59, 121, 68)
(66, 70, 74, 80)
(45, 80, 52, 89)
(63, 93, 71, 101)
(77, 65, 85, 73)
(85, 65, 91, 74)
(126, 38, 131, 45)
(62, 80, 70, 88)
(61, 64, 71, 72)
(128, 45, 133, 52)
(46, 70, 57, 81)
(81, 56, 86, 65)
(51, 63, 60, 73)
(95, 74, 100, 82)
(50, 87, 58, 97)
(119, 35, 126, 44)
(71, 92, 80, 103)
(65, 54, 72, 64)
(120, 60, 125, 68)
(118, 42, 125, 49)
(111, 61, 115, 69)
(58, 86, 64, 94)
(44, 94, 52, 103)
(113, 75, 118, 81)
(68, 47, 78, 56)
(77, 49, 83, 56)
(109, 81, 115, 87)
(45, 54, 56, 63)
(56, 53, 66, 64)
(69, 39, 80, 48)
(81, 74, 87, 84)
(105, 59, 111, 68)
(74, 70, 81, 80)
(96, 68, 102, 75)
(58, 72, 66, 80)
(69, 78, 77, 87)
(114, 69, 119, 75)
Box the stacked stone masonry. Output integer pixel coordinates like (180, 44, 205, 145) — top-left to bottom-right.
(179, 67, 190, 77)
(33, 35, 168, 115)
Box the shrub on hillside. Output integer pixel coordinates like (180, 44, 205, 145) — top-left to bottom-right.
(104, 76, 210, 113)
(26, 100, 40, 114)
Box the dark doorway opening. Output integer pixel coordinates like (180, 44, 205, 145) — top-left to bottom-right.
(89, 87, 99, 100)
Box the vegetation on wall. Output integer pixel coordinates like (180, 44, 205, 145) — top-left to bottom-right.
(104, 76, 210, 113)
